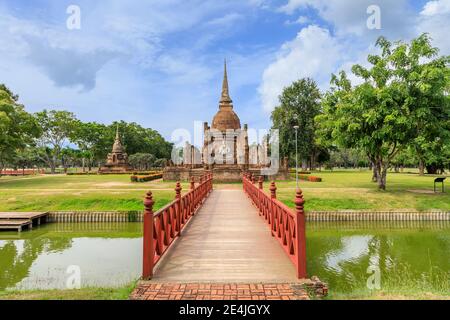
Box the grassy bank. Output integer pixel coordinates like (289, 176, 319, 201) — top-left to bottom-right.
(0, 175, 187, 211)
(0, 171, 448, 211)
(328, 290, 450, 300)
(0, 283, 136, 300)
(269, 171, 450, 211)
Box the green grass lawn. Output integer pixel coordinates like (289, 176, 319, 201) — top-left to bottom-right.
(0, 174, 190, 212)
(266, 170, 450, 212)
(0, 170, 448, 211)
(0, 283, 136, 300)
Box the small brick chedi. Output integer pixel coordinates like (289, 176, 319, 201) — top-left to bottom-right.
(164, 61, 288, 182)
(99, 126, 133, 173)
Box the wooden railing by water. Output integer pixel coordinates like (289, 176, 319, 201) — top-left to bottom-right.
(142, 174, 213, 279)
(243, 173, 307, 279)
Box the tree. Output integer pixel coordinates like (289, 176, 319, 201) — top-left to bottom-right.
(153, 158, 167, 168)
(71, 121, 107, 171)
(0, 85, 40, 173)
(9, 148, 42, 173)
(271, 78, 321, 169)
(317, 54, 406, 189)
(316, 34, 449, 189)
(387, 34, 449, 175)
(129, 153, 155, 171)
(35, 110, 78, 174)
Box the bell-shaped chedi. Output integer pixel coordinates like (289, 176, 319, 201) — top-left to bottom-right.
(99, 125, 133, 173)
(212, 60, 241, 131)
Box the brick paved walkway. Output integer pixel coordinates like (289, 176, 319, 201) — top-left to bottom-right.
(130, 283, 311, 300)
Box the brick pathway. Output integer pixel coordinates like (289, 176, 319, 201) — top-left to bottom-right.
(130, 283, 311, 300)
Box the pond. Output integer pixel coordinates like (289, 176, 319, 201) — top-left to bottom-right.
(0, 221, 448, 295)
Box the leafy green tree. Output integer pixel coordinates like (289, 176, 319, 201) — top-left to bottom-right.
(0, 85, 40, 173)
(271, 78, 321, 169)
(153, 158, 167, 168)
(35, 110, 78, 174)
(317, 34, 449, 189)
(71, 121, 107, 171)
(129, 153, 156, 171)
(317, 53, 407, 189)
(109, 121, 172, 160)
(388, 34, 449, 175)
(9, 148, 43, 172)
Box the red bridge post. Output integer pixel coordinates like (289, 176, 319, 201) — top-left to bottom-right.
(142, 191, 155, 280)
(175, 182, 182, 234)
(295, 189, 307, 279)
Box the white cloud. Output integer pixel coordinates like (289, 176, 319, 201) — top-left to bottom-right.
(279, 0, 415, 38)
(418, 0, 450, 54)
(206, 13, 244, 27)
(260, 0, 450, 115)
(285, 15, 310, 25)
(259, 25, 342, 112)
(421, 0, 450, 16)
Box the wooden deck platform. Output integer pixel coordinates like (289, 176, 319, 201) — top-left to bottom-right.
(0, 212, 48, 232)
(151, 190, 299, 283)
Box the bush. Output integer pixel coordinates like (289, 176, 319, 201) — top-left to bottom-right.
(290, 169, 311, 174)
(298, 174, 322, 182)
(66, 172, 98, 176)
(130, 173, 163, 183)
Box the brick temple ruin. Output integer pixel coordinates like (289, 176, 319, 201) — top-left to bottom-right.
(163, 61, 289, 182)
(99, 126, 133, 173)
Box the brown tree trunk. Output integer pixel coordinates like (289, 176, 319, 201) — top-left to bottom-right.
(378, 167, 387, 190)
(372, 162, 378, 182)
(418, 159, 425, 176)
(374, 159, 387, 190)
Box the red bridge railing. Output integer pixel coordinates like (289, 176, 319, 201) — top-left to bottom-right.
(243, 173, 307, 279)
(142, 173, 213, 279)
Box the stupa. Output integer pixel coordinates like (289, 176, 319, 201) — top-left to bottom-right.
(99, 126, 133, 173)
(163, 61, 288, 182)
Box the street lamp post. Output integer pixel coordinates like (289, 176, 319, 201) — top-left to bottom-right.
(294, 125, 299, 189)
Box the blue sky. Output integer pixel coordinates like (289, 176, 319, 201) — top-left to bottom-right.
(0, 0, 449, 142)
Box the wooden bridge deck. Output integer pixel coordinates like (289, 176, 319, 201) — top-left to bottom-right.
(151, 189, 299, 283)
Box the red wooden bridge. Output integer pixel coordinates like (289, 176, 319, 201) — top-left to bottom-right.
(141, 173, 307, 283)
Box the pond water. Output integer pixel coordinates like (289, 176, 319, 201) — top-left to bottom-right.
(0, 221, 448, 294)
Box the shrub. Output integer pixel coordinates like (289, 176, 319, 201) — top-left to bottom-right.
(297, 174, 322, 182)
(66, 172, 98, 176)
(130, 173, 163, 183)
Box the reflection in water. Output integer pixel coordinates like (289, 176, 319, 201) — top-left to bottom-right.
(0, 221, 448, 293)
(0, 223, 142, 290)
(307, 222, 450, 294)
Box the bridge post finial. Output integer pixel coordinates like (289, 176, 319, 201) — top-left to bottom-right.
(143, 191, 155, 280)
(294, 189, 305, 214)
(144, 191, 154, 214)
(258, 176, 264, 190)
(270, 181, 277, 199)
(190, 176, 195, 190)
(175, 182, 182, 199)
